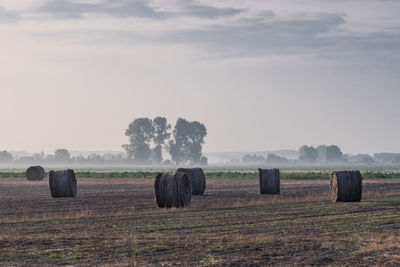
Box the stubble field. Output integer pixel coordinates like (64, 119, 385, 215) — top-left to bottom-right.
(0, 177, 399, 266)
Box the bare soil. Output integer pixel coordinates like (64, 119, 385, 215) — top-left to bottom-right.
(0, 178, 399, 266)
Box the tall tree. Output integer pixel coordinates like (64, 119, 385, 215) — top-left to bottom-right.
(169, 118, 189, 164)
(151, 116, 171, 164)
(326, 145, 343, 162)
(169, 118, 207, 164)
(299, 145, 318, 162)
(186, 121, 207, 163)
(316, 145, 327, 162)
(122, 118, 155, 164)
(54, 149, 70, 162)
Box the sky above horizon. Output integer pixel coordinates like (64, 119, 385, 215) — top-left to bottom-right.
(1, 0, 400, 155)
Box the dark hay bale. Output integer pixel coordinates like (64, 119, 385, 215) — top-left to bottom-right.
(177, 168, 206, 195)
(330, 171, 362, 202)
(49, 169, 77, 198)
(26, 166, 45, 181)
(154, 172, 191, 208)
(259, 168, 280, 194)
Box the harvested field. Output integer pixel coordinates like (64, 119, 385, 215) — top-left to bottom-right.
(0, 178, 399, 266)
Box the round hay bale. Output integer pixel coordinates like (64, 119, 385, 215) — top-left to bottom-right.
(259, 168, 280, 194)
(26, 166, 45, 181)
(49, 169, 77, 198)
(330, 171, 362, 202)
(177, 168, 206, 195)
(154, 172, 191, 208)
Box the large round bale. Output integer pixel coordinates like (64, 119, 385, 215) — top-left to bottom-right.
(154, 172, 192, 208)
(177, 168, 206, 195)
(26, 166, 45, 181)
(259, 168, 280, 194)
(49, 169, 77, 198)
(330, 171, 362, 202)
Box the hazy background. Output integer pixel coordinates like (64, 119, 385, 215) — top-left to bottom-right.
(1, 0, 399, 155)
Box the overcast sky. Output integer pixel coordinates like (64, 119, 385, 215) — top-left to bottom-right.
(1, 0, 399, 155)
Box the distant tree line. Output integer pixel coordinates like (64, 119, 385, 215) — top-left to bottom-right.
(2, 143, 400, 166)
(239, 145, 398, 165)
(373, 153, 400, 164)
(0, 149, 129, 166)
(299, 145, 344, 163)
(241, 153, 289, 164)
(240, 145, 346, 164)
(123, 116, 208, 165)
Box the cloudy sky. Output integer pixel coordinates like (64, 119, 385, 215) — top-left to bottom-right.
(1, 0, 399, 155)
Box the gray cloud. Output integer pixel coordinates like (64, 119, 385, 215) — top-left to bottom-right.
(37, 0, 94, 19)
(0, 7, 20, 23)
(37, 0, 245, 20)
(33, 7, 400, 61)
(161, 14, 346, 55)
(158, 14, 400, 60)
(72, 13, 342, 50)
(37, 0, 165, 19)
(183, 4, 244, 18)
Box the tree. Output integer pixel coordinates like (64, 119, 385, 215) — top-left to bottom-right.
(151, 116, 171, 164)
(200, 156, 208, 166)
(348, 154, 374, 164)
(33, 152, 45, 162)
(299, 145, 318, 162)
(267, 153, 288, 163)
(373, 153, 400, 164)
(316, 145, 327, 162)
(0, 151, 13, 164)
(169, 118, 207, 164)
(54, 149, 70, 162)
(242, 154, 266, 164)
(169, 137, 185, 164)
(326, 145, 343, 162)
(122, 118, 155, 164)
(186, 121, 207, 163)
(45, 154, 55, 163)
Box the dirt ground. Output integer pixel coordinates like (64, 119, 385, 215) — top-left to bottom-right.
(0, 178, 399, 266)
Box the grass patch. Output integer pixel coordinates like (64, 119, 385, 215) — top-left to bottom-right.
(1, 170, 400, 180)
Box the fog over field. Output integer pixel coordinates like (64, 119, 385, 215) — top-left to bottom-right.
(1, 0, 400, 155)
(1, 2, 400, 266)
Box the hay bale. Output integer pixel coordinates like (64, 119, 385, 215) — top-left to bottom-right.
(330, 171, 362, 202)
(26, 166, 45, 181)
(177, 168, 206, 195)
(49, 169, 77, 198)
(259, 168, 280, 194)
(154, 172, 191, 208)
